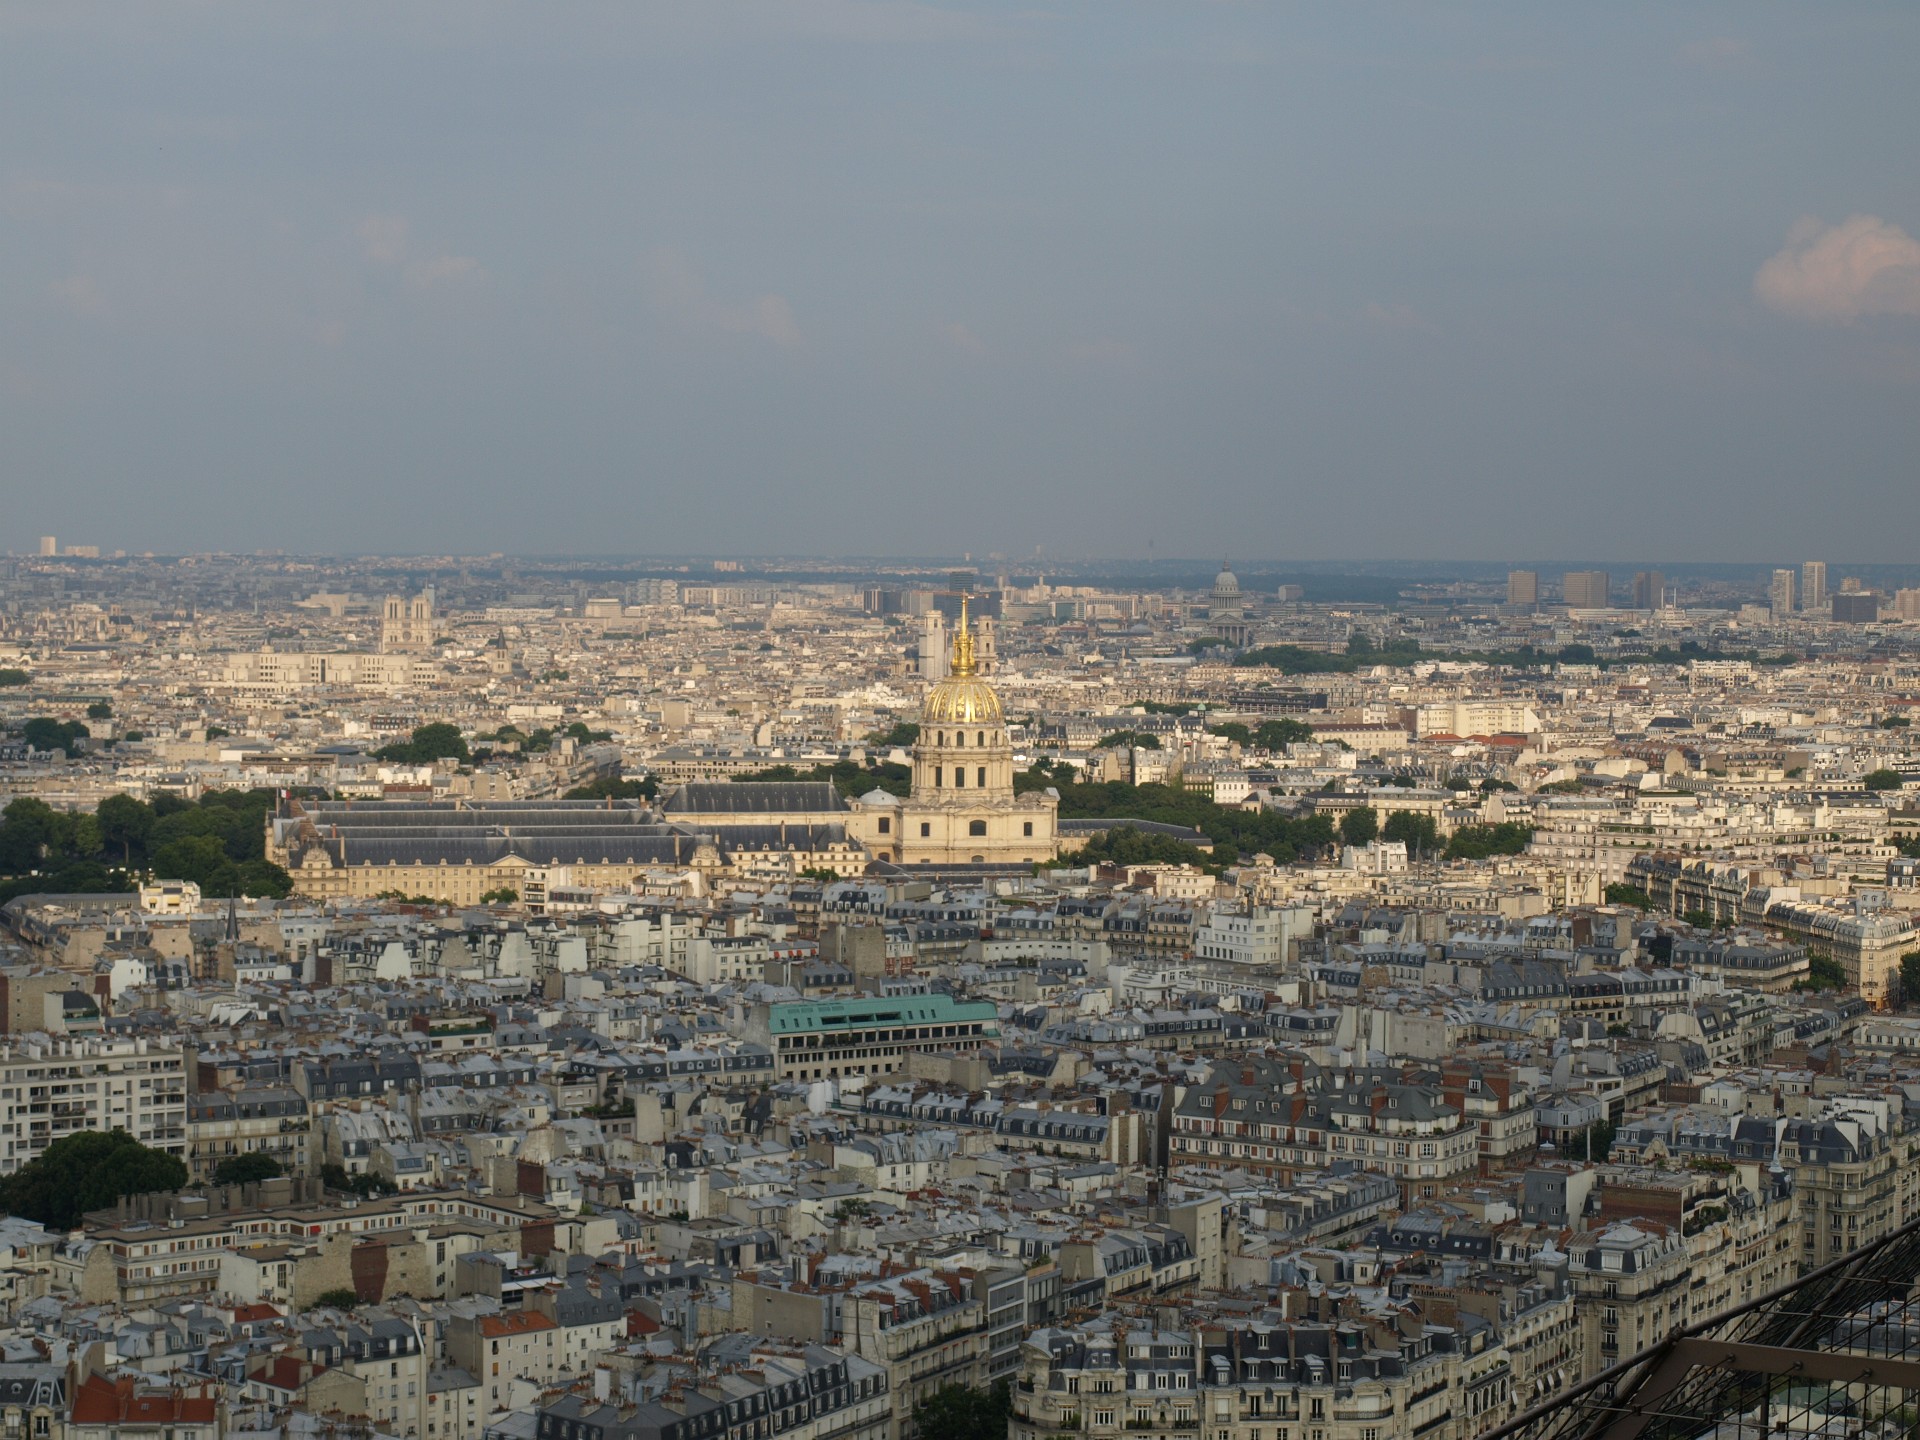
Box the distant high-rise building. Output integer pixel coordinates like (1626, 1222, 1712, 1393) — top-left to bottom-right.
(1893, 588, 1920, 622)
(1770, 568, 1798, 618)
(1832, 591, 1882, 624)
(36, 536, 55, 557)
(1506, 570, 1539, 608)
(1632, 570, 1665, 610)
(1562, 570, 1610, 609)
(1840, 576, 1865, 593)
(1801, 560, 1828, 611)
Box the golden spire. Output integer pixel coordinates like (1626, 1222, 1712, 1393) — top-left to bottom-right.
(950, 593, 976, 677)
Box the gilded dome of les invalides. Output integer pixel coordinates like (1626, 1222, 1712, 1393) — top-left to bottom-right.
(920, 595, 1004, 727)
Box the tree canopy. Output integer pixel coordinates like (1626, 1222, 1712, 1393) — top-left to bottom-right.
(1338, 807, 1380, 847)
(1063, 825, 1218, 873)
(212, 1153, 285, 1187)
(0, 789, 295, 904)
(0, 1130, 187, 1229)
(373, 722, 470, 765)
(1863, 768, 1905, 791)
(1900, 952, 1920, 1009)
(736, 759, 913, 799)
(1053, 781, 1335, 866)
(913, 1382, 1012, 1440)
(1382, 810, 1439, 855)
(564, 775, 659, 801)
(1444, 822, 1534, 860)
(20, 717, 89, 754)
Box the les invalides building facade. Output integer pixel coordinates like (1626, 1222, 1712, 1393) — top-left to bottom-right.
(845, 596, 1061, 867)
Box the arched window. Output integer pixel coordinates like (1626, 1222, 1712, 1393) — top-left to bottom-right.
(936, 732, 945, 746)
(969, 820, 987, 837)
(977, 731, 985, 746)
(955, 731, 964, 747)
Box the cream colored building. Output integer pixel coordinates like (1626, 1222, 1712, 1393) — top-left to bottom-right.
(381, 588, 438, 653)
(845, 597, 1059, 867)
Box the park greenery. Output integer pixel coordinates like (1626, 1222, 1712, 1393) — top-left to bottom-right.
(0, 1130, 188, 1230)
(1862, 768, 1905, 791)
(0, 789, 296, 904)
(1048, 780, 1337, 867)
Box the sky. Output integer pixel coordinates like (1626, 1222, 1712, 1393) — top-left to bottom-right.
(4, 2, 1919, 562)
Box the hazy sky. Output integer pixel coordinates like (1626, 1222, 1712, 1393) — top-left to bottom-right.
(5, 2, 1918, 561)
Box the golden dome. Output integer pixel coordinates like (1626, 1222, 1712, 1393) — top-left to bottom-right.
(923, 675, 1004, 726)
(922, 592, 1005, 726)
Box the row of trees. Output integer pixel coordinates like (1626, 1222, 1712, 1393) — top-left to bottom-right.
(1333, 807, 1531, 860)
(1049, 781, 1337, 867)
(1206, 717, 1316, 749)
(372, 720, 615, 767)
(0, 789, 296, 903)
(736, 759, 914, 799)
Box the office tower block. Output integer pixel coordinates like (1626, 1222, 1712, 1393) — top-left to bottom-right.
(1801, 560, 1827, 611)
(1632, 570, 1665, 611)
(36, 536, 55, 556)
(1770, 568, 1798, 618)
(1562, 570, 1610, 609)
(1506, 570, 1539, 607)
(1832, 592, 1882, 623)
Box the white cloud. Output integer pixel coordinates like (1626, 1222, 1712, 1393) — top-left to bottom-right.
(48, 274, 107, 317)
(357, 213, 411, 265)
(642, 247, 802, 348)
(1754, 214, 1920, 322)
(404, 254, 486, 287)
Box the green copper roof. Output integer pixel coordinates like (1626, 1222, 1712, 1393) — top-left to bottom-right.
(767, 994, 999, 1033)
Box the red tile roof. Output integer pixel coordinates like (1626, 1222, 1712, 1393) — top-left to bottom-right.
(478, 1310, 558, 1338)
(72, 1374, 219, 1425)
